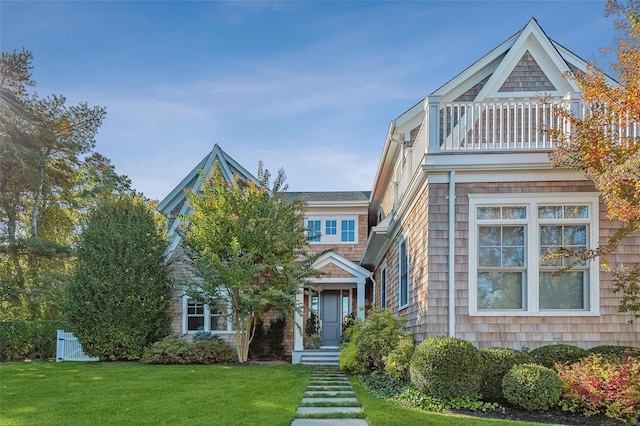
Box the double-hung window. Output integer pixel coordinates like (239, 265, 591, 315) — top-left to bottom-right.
(183, 297, 233, 333)
(341, 220, 355, 242)
(469, 193, 599, 315)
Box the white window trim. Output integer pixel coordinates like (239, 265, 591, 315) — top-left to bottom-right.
(468, 193, 600, 316)
(380, 261, 387, 309)
(182, 295, 234, 334)
(305, 215, 359, 244)
(398, 236, 409, 310)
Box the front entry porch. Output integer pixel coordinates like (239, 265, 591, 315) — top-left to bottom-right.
(292, 251, 371, 365)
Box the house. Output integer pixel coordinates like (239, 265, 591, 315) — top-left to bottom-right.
(362, 18, 639, 349)
(159, 18, 639, 363)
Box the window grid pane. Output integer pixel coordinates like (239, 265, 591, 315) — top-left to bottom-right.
(399, 241, 408, 307)
(341, 220, 355, 242)
(326, 220, 337, 235)
(307, 220, 321, 242)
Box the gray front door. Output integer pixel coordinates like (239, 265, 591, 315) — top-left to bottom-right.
(321, 290, 341, 346)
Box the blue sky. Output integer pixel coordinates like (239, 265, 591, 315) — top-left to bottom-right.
(1, 1, 618, 201)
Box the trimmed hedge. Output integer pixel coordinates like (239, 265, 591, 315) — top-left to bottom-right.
(0, 321, 67, 362)
(480, 347, 532, 403)
(502, 363, 562, 411)
(410, 336, 482, 400)
(140, 337, 236, 365)
(530, 344, 588, 369)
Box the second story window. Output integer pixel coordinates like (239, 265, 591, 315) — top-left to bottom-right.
(326, 220, 337, 235)
(341, 220, 355, 242)
(307, 220, 321, 242)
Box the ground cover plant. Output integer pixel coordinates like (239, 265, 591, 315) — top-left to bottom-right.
(0, 362, 312, 425)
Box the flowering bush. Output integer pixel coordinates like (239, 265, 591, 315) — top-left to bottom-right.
(557, 354, 640, 422)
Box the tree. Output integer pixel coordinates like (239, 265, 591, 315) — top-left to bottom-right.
(65, 195, 171, 360)
(551, 0, 640, 317)
(180, 162, 316, 363)
(0, 49, 131, 321)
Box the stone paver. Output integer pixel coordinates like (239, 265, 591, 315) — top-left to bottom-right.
(292, 367, 368, 425)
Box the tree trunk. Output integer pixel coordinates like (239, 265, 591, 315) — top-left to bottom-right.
(30, 147, 50, 239)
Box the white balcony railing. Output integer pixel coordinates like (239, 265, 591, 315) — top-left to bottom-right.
(393, 92, 638, 207)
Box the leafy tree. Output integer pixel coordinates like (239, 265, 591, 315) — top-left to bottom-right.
(65, 195, 171, 360)
(0, 49, 130, 320)
(551, 0, 640, 317)
(180, 162, 316, 363)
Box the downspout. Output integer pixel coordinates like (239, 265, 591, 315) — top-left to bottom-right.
(369, 273, 377, 307)
(448, 170, 456, 337)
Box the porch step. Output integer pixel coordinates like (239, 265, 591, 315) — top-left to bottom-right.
(299, 350, 339, 366)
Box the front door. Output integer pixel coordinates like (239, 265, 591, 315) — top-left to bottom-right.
(320, 290, 341, 347)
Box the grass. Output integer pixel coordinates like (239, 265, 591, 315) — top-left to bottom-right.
(350, 377, 569, 426)
(0, 362, 313, 426)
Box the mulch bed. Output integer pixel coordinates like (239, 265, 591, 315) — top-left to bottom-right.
(456, 407, 626, 425)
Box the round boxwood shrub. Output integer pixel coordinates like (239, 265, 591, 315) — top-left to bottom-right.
(588, 345, 640, 360)
(480, 347, 532, 403)
(502, 363, 562, 411)
(410, 336, 482, 400)
(530, 344, 588, 369)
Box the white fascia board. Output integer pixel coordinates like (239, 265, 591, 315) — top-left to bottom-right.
(424, 151, 553, 169)
(395, 101, 425, 132)
(370, 122, 401, 205)
(304, 201, 369, 209)
(424, 166, 587, 184)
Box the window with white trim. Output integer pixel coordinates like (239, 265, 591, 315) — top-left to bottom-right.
(380, 262, 387, 308)
(469, 194, 599, 315)
(307, 220, 321, 242)
(398, 237, 409, 309)
(305, 216, 358, 244)
(183, 297, 233, 333)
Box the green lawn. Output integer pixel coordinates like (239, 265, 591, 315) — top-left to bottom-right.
(0, 362, 313, 426)
(1, 362, 573, 426)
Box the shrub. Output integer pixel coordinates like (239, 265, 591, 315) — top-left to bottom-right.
(502, 363, 562, 411)
(479, 347, 532, 403)
(141, 337, 236, 365)
(588, 345, 640, 360)
(0, 321, 67, 361)
(410, 336, 482, 400)
(264, 317, 286, 359)
(340, 308, 407, 374)
(184, 340, 236, 364)
(530, 344, 588, 369)
(383, 333, 414, 383)
(557, 354, 640, 422)
(140, 338, 190, 365)
(192, 331, 223, 342)
(339, 340, 366, 375)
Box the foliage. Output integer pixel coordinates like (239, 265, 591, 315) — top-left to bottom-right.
(140, 337, 236, 364)
(383, 332, 415, 383)
(338, 308, 409, 375)
(304, 333, 323, 350)
(339, 339, 366, 374)
(0, 320, 66, 361)
(557, 353, 640, 422)
(0, 49, 131, 322)
(480, 347, 532, 403)
(502, 363, 563, 411)
(192, 331, 223, 343)
(588, 344, 640, 360)
(410, 335, 483, 401)
(529, 344, 588, 370)
(359, 371, 498, 413)
(1, 362, 312, 425)
(249, 317, 287, 359)
(306, 311, 319, 336)
(65, 195, 171, 360)
(549, 1, 640, 317)
(179, 162, 317, 363)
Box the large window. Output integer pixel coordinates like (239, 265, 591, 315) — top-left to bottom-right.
(398, 237, 409, 309)
(305, 216, 358, 244)
(183, 297, 233, 333)
(469, 194, 599, 316)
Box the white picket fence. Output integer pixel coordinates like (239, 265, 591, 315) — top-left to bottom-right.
(56, 330, 99, 362)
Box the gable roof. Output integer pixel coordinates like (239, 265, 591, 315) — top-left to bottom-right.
(157, 144, 256, 258)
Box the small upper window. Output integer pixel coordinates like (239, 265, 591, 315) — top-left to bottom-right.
(341, 220, 355, 242)
(326, 220, 337, 235)
(307, 220, 321, 242)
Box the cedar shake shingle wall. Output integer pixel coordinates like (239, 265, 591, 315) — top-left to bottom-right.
(380, 179, 639, 350)
(499, 51, 556, 92)
(454, 181, 638, 349)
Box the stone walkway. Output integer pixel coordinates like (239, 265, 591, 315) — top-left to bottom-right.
(291, 367, 368, 426)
